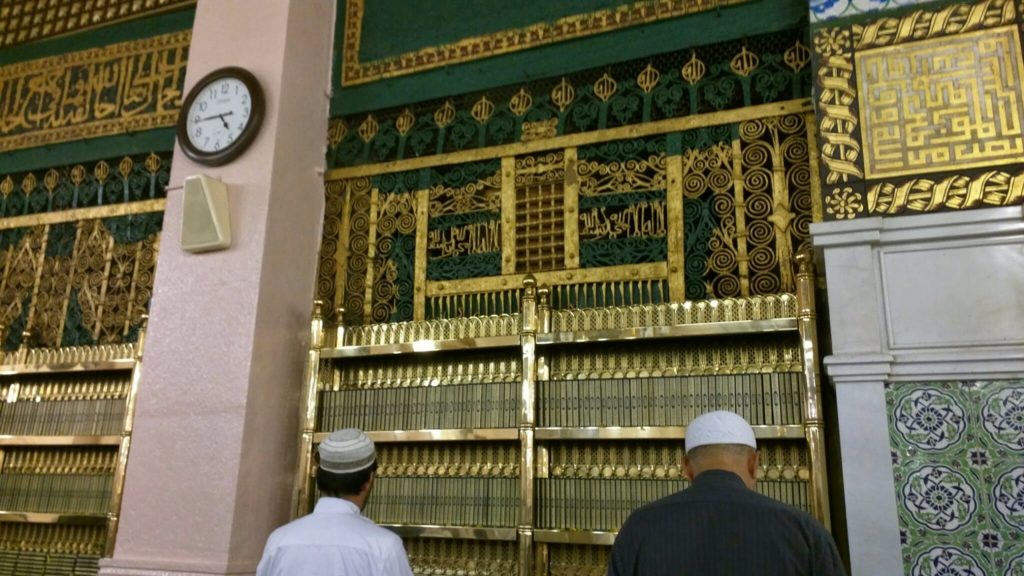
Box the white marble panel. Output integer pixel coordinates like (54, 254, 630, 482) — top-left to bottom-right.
(881, 241, 1024, 349)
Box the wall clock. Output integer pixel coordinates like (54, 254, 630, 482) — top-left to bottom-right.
(177, 66, 265, 166)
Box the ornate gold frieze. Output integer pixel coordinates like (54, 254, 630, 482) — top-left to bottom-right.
(857, 26, 1024, 179)
(0, 30, 190, 152)
(852, 0, 1013, 50)
(868, 170, 1024, 215)
(340, 0, 748, 86)
(0, 0, 195, 48)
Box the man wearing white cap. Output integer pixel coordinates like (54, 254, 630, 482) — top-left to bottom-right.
(257, 428, 413, 576)
(608, 411, 845, 576)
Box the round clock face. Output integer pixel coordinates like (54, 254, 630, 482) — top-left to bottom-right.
(177, 67, 264, 166)
(185, 77, 252, 153)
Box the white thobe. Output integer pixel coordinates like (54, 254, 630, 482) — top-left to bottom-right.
(257, 497, 414, 576)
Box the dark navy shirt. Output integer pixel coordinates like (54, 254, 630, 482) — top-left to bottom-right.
(608, 470, 846, 576)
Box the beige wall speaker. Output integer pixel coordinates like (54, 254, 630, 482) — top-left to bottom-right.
(181, 174, 231, 253)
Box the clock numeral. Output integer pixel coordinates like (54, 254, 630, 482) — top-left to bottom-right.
(221, 82, 229, 95)
(194, 127, 202, 137)
(198, 101, 208, 112)
(238, 122, 245, 130)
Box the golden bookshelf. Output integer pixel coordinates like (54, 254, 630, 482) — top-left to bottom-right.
(0, 323, 147, 576)
(294, 255, 828, 576)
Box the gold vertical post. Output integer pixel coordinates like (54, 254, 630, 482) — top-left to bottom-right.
(293, 301, 325, 518)
(363, 188, 379, 324)
(414, 188, 429, 321)
(805, 112, 824, 224)
(502, 157, 517, 275)
(563, 148, 580, 270)
(519, 277, 538, 576)
(795, 251, 830, 529)
(105, 314, 148, 556)
(666, 153, 685, 302)
(731, 138, 750, 296)
(335, 181, 355, 322)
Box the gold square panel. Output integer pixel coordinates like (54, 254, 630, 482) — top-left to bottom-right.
(857, 26, 1024, 179)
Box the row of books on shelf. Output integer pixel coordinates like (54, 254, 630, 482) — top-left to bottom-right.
(0, 397, 126, 438)
(318, 382, 520, 432)
(538, 373, 805, 428)
(362, 477, 519, 528)
(0, 474, 113, 515)
(0, 550, 100, 576)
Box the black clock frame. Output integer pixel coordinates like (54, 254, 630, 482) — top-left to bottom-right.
(176, 66, 265, 167)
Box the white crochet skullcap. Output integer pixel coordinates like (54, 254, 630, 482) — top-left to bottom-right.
(685, 411, 757, 454)
(318, 428, 376, 473)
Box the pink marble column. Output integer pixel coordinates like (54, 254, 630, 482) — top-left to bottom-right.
(100, 1, 334, 574)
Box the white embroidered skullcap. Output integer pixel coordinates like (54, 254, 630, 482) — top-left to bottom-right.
(318, 428, 376, 473)
(685, 410, 757, 454)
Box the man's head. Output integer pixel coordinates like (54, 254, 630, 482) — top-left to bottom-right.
(683, 411, 758, 488)
(317, 428, 377, 507)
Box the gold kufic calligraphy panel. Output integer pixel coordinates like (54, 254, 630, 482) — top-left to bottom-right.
(857, 26, 1024, 179)
(0, 30, 190, 152)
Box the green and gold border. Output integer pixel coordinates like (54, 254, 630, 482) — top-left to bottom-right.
(340, 0, 748, 86)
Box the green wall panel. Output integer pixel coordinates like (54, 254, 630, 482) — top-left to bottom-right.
(332, 0, 807, 115)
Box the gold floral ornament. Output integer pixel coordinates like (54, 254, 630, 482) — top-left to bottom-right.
(434, 100, 456, 129)
(94, 160, 110, 183)
(509, 88, 533, 117)
(681, 53, 706, 85)
(637, 64, 660, 94)
(328, 119, 348, 147)
(0, 176, 13, 198)
(43, 169, 60, 194)
(594, 73, 618, 102)
(118, 156, 133, 179)
(395, 109, 415, 135)
(814, 28, 850, 58)
(784, 40, 810, 72)
(144, 153, 162, 175)
(70, 165, 86, 186)
(358, 115, 379, 143)
(470, 97, 494, 124)
(730, 46, 759, 77)
(826, 187, 863, 219)
(21, 173, 36, 194)
(551, 78, 575, 112)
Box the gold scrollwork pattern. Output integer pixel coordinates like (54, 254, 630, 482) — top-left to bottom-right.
(317, 181, 347, 327)
(0, 226, 46, 343)
(868, 170, 1024, 215)
(0, 0, 195, 48)
(0, 30, 190, 152)
(341, 178, 372, 327)
(340, 0, 748, 86)
(371, 191, 418, 323)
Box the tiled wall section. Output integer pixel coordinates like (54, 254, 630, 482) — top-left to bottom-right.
(886, 380, 1024, 575)
(809, 0, 936, 23)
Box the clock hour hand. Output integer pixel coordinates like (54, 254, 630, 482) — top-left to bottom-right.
(199, 111, 235, 129)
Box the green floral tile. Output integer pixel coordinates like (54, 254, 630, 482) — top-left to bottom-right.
(886, 380, 1024, 575)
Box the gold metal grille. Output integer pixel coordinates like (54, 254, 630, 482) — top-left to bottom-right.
(405, 539, 517, 576)
(515, 153, 566, 274)
(0, 0, 194, 48)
